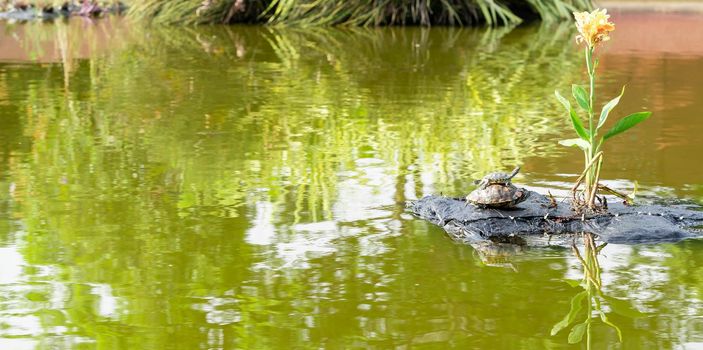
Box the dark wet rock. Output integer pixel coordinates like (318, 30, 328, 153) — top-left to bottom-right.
(407, 191, 703, 246)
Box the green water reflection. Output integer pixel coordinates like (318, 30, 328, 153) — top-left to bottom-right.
(0, 18, 702, 349)
(552, 234, 642, 347)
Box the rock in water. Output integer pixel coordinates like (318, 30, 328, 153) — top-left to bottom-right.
(407, 191, 703, 246)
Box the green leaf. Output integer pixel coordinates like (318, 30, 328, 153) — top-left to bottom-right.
(559, 138, 590, 150)
(555, 90, 590, 141)
(596, 242, 608, 254)
(599, 311, 623, 342)
(603, 112, 652, 140)
(554, 89, 571, 111)
(597, 86, 625, 130)
(572, 85, 590, 111)
(551, 291, 587, 336)
(569, 111, 590, 141)
(562, 278, 583, 288)
(602, 295, 646, 318)
(568, 322, 587, 344)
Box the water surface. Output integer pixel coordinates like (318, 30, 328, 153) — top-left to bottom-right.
(0, 14, 702, 349)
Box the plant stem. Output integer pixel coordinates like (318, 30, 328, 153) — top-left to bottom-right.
(571, 151, 603, 193)
(586, 272, 593, 350)
(585, 46, 598, 208)
(598, 184, 631, 203)
(588, 156, 603, 206)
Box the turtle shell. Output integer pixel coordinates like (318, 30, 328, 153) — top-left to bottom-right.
(466, 184, 527, 208)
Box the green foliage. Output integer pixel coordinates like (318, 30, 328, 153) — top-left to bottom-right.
(601, 295, 646, 319)
(599, 311, 623, 342)
(568, 322, 587, 344)
(125, 0, 593, 26)
(556, 42, 651, 208)
(558, 138, 589, 150)
(572, 84, 590, 112)
(550, 290, 587, 336)
(555, 90, 589, 141)
(602, 111, 652, 141)
(557, 82, 649, 145)
(597, 86, 624, 129)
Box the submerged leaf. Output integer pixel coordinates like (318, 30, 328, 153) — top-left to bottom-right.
(562, 278, 583, 288)
(603, 112, 652, 140)
(568, 322, 587, 344)
(599, 311, 623, 342)
(572, 84, 590, 111)
(551, 291, 587, 335)
(602, 295, 646, 318)
(597, 86, 625, 129)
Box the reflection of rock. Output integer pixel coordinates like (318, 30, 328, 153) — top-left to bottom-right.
(408, 192, 703, 246)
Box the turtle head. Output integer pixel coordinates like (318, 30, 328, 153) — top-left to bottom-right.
(514, 188, 530, 205)
(509, 166, 521, 179)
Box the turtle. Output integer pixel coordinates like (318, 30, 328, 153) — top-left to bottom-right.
(465, 183, 529, 209)
(474, 166, 521, 189)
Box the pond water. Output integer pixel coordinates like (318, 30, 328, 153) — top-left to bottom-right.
(0, 13, 702, 349)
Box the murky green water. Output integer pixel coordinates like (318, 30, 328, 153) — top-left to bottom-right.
(0, 15, 702, 349)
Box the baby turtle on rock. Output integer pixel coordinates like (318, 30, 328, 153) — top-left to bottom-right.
(466, 183, 529, 209)
(467, 166, 528, 209)
(474, 166, 521, 189)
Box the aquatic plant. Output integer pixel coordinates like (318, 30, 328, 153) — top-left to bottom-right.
(554, 9, 651, 210)
(126, 0, 592, 26)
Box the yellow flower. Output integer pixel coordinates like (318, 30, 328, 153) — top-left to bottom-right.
(573, 9, 615, 48)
